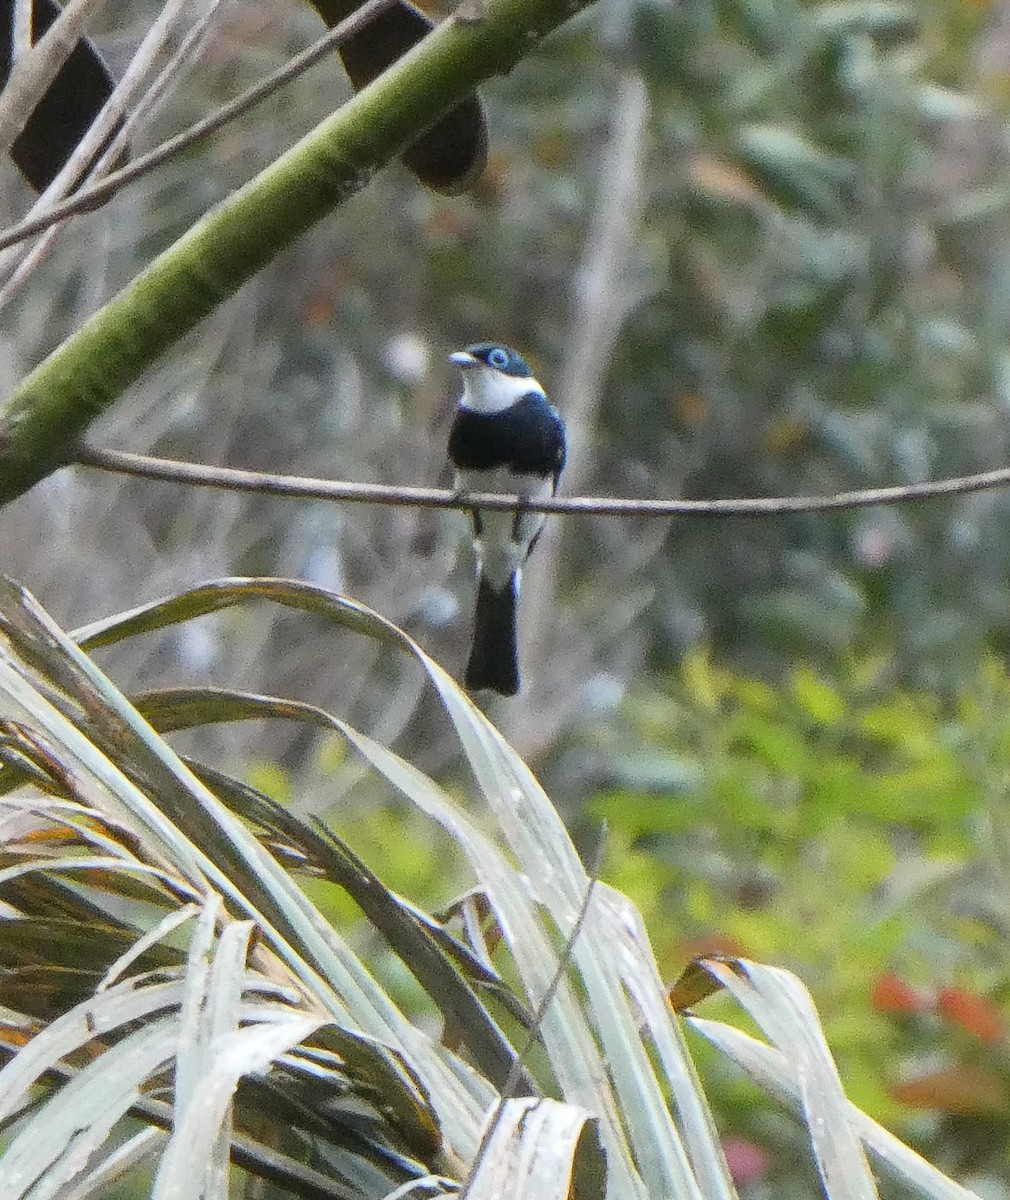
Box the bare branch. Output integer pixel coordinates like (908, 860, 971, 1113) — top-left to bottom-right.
(75, 443, 1010, 518)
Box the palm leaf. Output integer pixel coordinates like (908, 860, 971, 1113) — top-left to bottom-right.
(0, 577, 980, 1198)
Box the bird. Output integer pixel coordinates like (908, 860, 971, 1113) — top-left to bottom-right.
(447, 342, 566, 696)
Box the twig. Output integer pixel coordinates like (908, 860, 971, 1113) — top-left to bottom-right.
(75, 443, 1010, 518)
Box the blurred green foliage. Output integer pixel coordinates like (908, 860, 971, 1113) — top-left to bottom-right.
(576, 646, 1010, 1189)
(10, 0, 1010, 735)
(595, 0, 1010, 687)
(239, 639, 1010, 1190)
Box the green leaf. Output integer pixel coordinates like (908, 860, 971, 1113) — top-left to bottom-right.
(791, 666, 846, 726)
(734, 124, 849, 219)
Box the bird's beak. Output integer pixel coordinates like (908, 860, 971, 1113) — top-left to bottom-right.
(449, 350, 478, 368)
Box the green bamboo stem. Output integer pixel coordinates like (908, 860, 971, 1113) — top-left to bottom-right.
(0, 0, 594, 504)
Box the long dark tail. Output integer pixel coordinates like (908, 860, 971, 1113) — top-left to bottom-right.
(465, 574, 520, 696)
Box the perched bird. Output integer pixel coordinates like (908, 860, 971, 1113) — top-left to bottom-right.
(447, 342, 566, 696)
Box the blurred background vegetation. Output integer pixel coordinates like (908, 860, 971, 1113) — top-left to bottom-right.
(4, 0, 1010, 1191)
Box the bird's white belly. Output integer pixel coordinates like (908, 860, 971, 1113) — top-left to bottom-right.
(457, 467, 553, 591)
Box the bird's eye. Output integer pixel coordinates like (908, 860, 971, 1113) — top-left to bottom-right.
(487, 348, 510, 369)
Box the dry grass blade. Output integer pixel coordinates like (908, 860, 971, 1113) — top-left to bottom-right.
(698, 958, 878, 1198)
(688, 1017, 983, 1200)
(0, 574, 983, 1197)
(462, 1098, 605, 1200)
(0, 579, 493, 1194)
(327, 722, 729, 1199)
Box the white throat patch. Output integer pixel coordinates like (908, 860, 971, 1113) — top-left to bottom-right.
(459, 366, 544, 414)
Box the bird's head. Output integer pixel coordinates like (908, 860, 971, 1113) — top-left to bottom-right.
(450, 342, 542, 414)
